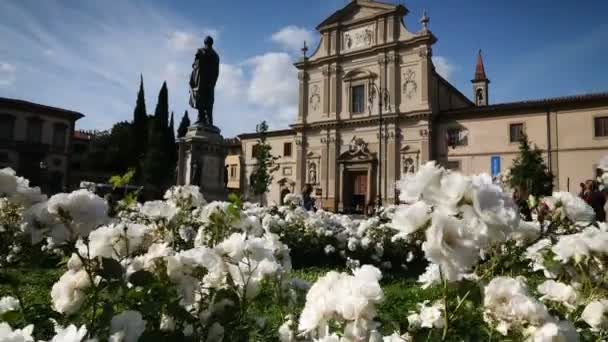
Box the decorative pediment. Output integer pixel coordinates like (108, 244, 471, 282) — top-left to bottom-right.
(400, 144, 420, 153)
(277, 177, 295, 187)
(343, 69, 377, 82)
(306, 151, 320, 159)
(338, 136, 375, 162)
(316, 0, 404, 30)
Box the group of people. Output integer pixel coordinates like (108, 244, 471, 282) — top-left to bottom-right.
(579, 179, 606, 222)
(512, 179, 607, 223)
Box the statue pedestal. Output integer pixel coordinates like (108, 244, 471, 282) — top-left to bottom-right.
(177, 124, 227, 201)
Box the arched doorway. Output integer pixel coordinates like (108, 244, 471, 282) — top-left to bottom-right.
(280, 188, 291, 205)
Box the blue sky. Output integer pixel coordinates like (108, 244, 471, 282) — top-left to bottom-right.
(1, 0, 607, 137)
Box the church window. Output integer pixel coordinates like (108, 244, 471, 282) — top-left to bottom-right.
(447, 128, 468, 147)
(283, 142, 292, 157)
(252, 144, 260, 158)
(351, 85, 365, 114)
(509, 123, 524, 143)
(230, 164, 237, 179)
(594, 116, 608, 137)
(476, 88, 484, 103)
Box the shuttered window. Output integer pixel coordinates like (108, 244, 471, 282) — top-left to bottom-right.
(594, 117, 608, 137)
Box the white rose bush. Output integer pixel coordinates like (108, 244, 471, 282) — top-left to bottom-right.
(1, 163, 607, 341)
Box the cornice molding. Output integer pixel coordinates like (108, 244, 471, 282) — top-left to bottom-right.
(294, 35, 436, 69)
(290, 110, 431, 131)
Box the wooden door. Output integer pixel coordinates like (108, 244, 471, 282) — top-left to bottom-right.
(353, 172, 367, 195)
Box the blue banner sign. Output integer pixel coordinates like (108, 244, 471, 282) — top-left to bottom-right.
(491, 155, 501, 178)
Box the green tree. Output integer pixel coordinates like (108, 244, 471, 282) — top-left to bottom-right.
(132, 75, 148, 161)
(141, 119, 166, 188)
(153, 81, 169, 131)
(248, 121, 279, 201)
(508, 133, 554, 197)
(177, 110, 190, 138)
(167, 111, 177, 170)
(83, 121, 134, 175)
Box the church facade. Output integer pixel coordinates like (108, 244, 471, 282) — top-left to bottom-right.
(231, 0, 608, 213)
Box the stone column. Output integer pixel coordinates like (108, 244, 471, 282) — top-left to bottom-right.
(419, 127, 430, 163)
(386, 15, 395, 42)
(329, 65, 341, 117)
(320, 130, 338, 211)
(320, 130, 329, 204)
(387, 53, 398, 112)
(295, 133, 306, 192)
(322, 66, 331, 116)
(378, 17, 386, 44)
(338, 163, 345, 212)
(297, 71, 309, 124)
(328, 130, 338, 211)
(386, 124, 398, 204)
(418, 45, 432, 105)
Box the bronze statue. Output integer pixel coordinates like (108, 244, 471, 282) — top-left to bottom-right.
(189, 36, 219, 126)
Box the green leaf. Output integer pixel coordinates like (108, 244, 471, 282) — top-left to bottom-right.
(99, 257, 124, 280)
(0, 310, 21, 323)
(167, 301, 195, 323)
(128, 270, 155, 287)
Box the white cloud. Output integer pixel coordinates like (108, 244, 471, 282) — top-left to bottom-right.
(0, 1, 301, 136)
(271, 25, 315, 54)
(167, 28, 219, 52)
(216, 63, 246, 99)
(0, 61, 16, 86)
(432, 56, 455, 81)
(247, 52, 297, 107)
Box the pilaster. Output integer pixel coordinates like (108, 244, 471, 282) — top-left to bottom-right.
(322, 66, 331, 116)
(418, 45, 432, 105)
(295, 133, 306, 192)
(297, 71, 309, 124)
(386, 124, 398, 204)
(321, 130, 338, 210)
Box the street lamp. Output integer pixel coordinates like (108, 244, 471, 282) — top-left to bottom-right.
(368, 81, 390, 211)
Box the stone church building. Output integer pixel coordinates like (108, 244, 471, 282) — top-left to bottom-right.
(229, 0, 608, 213)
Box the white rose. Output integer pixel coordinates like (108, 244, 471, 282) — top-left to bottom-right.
(110, 310, 146, 342)
(581, 300, 608, 330)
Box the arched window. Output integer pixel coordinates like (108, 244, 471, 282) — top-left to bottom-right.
(476, 88, 484, 103)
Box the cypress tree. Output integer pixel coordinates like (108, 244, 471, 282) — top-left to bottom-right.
(168, 111, 177, 168)
(177, 110, 190, 138)
(142, 119, 165, 187)
(154, 81, 169, 130)
(508, 133, 554, 197)
(133, 75, 148, 160)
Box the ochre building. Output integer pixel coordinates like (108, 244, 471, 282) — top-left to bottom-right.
(228, 0, 608, 213)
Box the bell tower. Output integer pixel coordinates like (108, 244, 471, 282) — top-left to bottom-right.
(471, 49, 489, 106)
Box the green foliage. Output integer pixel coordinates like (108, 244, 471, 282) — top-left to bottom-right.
(248, 121, 279, 197)
(153, 81, 169, 130)
(177, 110, 190, 138)
(83, 122, 135, 175)
(139, 81, 176, 189)
(141, 119, 168, 187)
(108, 168, 135, 190)
(167, 111, 178, 168)
(132, 75, 148, 161)
(508, 133, 554, 197)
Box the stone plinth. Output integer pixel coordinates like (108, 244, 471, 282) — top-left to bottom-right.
(177, 124, 227, 201)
